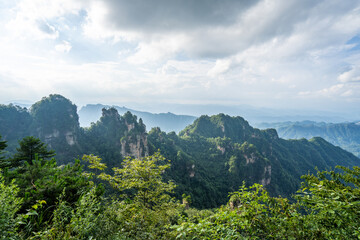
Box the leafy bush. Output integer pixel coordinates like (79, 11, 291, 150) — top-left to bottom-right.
(0, 172, 23, 240)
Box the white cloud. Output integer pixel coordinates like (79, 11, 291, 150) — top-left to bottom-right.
(1, 0, 360, 112)
(6, 0, 85, 40)
(338, 66, 360, 83)
(55, 40, 72, 53)
(127, 34, 189, 64)
(208, 59, 232, 77)
(298, 83, 360, 101)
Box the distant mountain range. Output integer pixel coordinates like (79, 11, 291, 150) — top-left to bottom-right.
(78, 104, 196, 133)
(78, 103, 360, 134)
(257, 121, 360, 157)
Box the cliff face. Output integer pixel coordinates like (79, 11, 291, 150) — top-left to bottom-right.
(120, 112, 148, 158)
(28, 94, 81, 164)
(120, 134, 148, 159)
(84, 108, 148, 162)
(31, 94, 80, 147)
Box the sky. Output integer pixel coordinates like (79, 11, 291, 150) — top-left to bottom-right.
(0, 0, 360, 116)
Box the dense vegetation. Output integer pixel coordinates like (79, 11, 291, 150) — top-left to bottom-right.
(1, 94, 359, 210)
(0, 135, 360, 239)
(148, 115, 359, 208)
(258, 121, 360, 157)
(0, 104, 32, 155)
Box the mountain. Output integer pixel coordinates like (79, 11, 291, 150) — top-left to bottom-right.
(257, 121, 360, 157)
(148, 115, 359, 208)
(0, 94, 359, 209)
(78, 104, 196, 133)
(0, 104, 32, 155)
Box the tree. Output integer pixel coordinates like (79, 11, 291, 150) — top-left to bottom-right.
(10, 136, 55, 168)
(0, 171, 23, 239)
(297, 166, 360, 239)
(0, 135, 11, 170)
(0, 135, 7, 166)
(13, 157, 94, 236)
(83, 151, 176, 209)
(83, 152, 179, 239)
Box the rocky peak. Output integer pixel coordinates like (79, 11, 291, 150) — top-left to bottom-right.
(180, 114, 254, 143)
(30, 94, 80, 147)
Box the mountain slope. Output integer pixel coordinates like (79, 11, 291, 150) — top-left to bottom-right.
(148, 114, 359, 208)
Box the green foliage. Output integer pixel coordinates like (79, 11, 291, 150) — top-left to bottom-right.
(297, 166, 360, 238)
(173, 183, 301, 239)
(12, 157, 91, 222)
(82, 154, 107, 171)
(83, 152, 182, 239)
(0, 135, 7, 162)
(30, 94, 79, 135)
(18, 199, 48, 238)
(147, 114, 359, 208)
(29, 94, 81, 164)
(10, 136, 55, 168)
(0, 104, 32, 155)
(33, 188, 114, 240)
(82, 108, 148, 170)
(174, 166, 360, 239)
(179, 114, 253, 143)
(84, 151, 176, 209)
(0, 171, 23, 240)
(1, 134, 360, 239)
(0, 136, 93, 236)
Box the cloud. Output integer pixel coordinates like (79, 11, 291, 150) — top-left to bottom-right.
(126, 34, 188, 64)
(338, 66, 360, 83)
(298, 82, 360, 100)
(55, 40, 72, 53)
(207, 59, 232, 77)
(36, 20, 59, 38)
(81, 0, 360, 65)
(1, 0, 360, 112)
(5, 0, 86, 40)
(98, 0, 260, 32)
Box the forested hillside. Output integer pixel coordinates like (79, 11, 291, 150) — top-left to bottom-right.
(258, 121, 360, 157)
(149, 115, 359, 207)
(1, 136, 360, 239)
(1, 94, 359, 209)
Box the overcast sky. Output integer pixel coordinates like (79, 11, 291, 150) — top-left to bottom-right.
(0, 0, 360, 115)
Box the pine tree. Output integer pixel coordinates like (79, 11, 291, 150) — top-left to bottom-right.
(10, 136, 55, 168)
(0, 135, 8, 168)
